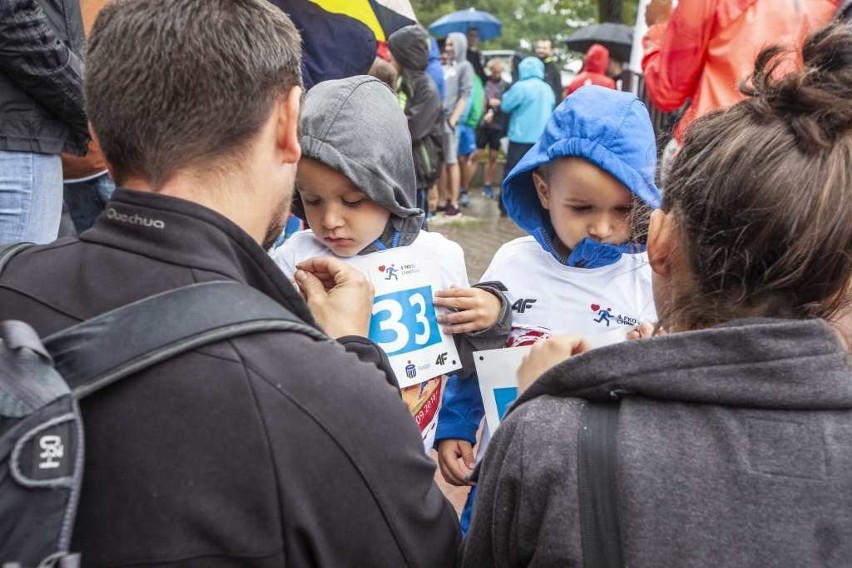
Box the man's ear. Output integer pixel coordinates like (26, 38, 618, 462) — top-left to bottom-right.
(89, 123, 122, 185)
(276, 86, 302, 164)
(647, 208, 677, 277)
(532, 170, 550, 210)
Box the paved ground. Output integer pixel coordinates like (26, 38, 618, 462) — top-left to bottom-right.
(428, 189, 525, 282)
(426, 187, 525, 514)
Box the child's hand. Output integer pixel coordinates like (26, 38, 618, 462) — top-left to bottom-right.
(433, 286, 502, 334)
(437, 439, 476, 486)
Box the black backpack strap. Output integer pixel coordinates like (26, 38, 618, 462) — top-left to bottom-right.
(0, 242, 34, 275)
(578, 401, 624, 568)
(43, 281, 328, 399)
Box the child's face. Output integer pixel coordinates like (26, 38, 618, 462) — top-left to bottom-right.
(297, 157, 391, 257)
(533, 157, 634, 255)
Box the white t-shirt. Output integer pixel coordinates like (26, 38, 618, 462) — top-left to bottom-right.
(470, 236, 657, 458)
(482, 236, 657, 340)
(271, 229, 470, 451)
(272, 229, 469, 288)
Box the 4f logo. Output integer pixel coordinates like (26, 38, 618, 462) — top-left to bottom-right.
(435, 352, 448, 366)
(38, 435, 64, 470)
(512, 298, 537, 313)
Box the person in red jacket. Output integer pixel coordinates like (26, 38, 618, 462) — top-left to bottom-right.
(641, 0, 836, 145)
(564, 43, 616, 97)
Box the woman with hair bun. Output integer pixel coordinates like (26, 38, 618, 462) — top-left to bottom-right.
(462, 23, 852, 568)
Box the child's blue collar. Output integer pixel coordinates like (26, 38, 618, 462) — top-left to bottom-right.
(539, 230, 644, 268)
(566, 237, 644, 268)
(367, 229, 401, 252)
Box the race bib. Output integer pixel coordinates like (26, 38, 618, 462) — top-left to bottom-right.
(350, 251, 462, 388)
(474, 346, 530, 434)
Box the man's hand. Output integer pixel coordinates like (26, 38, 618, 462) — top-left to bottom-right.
(434, 286, 502, 334)
(517, 335, 590, 393)
(645, 0, 672, 26)
(295, 256, 374, 338)
(437, 439, 476, 486)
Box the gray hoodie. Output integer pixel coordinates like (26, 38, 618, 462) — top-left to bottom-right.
(463, 317, 852, 567)
(443, 32, 473, 117)
(298, 76, 424, 252)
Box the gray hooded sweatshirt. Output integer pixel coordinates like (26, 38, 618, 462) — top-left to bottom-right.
(443, 32, 474, 118)
(298, 76, 424, 253)
(463, 317, 852, 567)
(294, 75, 511, 376)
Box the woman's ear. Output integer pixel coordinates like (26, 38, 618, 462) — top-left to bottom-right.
(647, 209, 677, 278)
(532, 170, 551, 210)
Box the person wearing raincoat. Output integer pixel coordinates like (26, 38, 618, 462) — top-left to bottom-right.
(564, 43, 616, 97)
(641, 0, 837, 145)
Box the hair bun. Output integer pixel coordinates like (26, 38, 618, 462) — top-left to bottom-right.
(742, 23, 852, 151)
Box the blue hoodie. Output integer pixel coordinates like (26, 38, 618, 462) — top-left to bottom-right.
(427, 37, 446, 101)
(500, 57, 556, 144)
(502, 85, 661, 266)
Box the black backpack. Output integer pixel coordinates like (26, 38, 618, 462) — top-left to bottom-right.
(0, 243, 327, 567)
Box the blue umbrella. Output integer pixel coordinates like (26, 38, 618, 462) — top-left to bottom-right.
(429, 8, 502, 41)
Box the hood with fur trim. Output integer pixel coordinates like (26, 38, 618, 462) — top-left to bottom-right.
(298, 76, 423, 253)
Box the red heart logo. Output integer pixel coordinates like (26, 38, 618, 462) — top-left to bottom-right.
(378, 265, 386, 272)
(591, 304, 600, 311)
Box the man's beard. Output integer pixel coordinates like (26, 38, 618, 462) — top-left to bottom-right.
(261, 190, 291, 251)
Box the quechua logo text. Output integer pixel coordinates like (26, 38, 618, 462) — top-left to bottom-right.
(106, 208, 165, 229)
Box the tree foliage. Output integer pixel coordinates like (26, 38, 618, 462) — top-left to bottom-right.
(410, 0, 638, 54)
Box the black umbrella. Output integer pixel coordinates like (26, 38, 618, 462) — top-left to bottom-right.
(565, 22, 633, 62)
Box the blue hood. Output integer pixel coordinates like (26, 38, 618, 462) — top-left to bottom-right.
(502, 86, 661, 261)
(427, 37, 446, 100)
(517, 56, 545, 81)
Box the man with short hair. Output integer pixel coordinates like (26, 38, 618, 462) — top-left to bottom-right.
(466, 27, 487, 82)
(535, 39, 563, 104)
(0, 0, 459, 565)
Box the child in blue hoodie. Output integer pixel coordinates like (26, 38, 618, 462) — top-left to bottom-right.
(434, 86, 662, 534)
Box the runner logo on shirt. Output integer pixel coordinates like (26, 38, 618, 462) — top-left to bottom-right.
(378, 262, 421, 280)
(591, 304, 639, 327)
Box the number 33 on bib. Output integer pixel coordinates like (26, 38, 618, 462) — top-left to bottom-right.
(357, 254, 462, 388)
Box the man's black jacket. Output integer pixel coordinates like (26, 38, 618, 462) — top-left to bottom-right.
(0, 189, 459, 567)
(0, 0, 88, 155)
(541, 57, 564, 105)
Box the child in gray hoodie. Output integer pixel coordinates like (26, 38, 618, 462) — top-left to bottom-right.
(272, 76, 509, 450)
